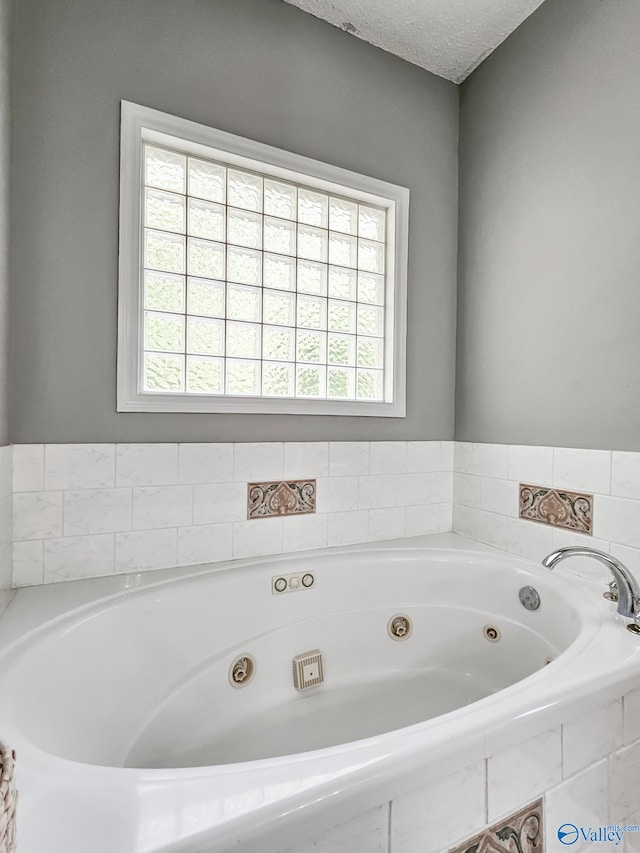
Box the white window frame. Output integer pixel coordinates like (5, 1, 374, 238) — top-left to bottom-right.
(117, 101, 409, 416)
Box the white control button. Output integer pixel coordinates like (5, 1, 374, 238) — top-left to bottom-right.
(274, 577, 287, 592)
(302, 573, 314, 588)
(303, 662, 319, 682)
(289, 576, 300, 588)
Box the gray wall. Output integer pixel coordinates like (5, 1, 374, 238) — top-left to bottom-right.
(0, 0, 8, 448)
(0, 0, 10, 607)
(456, 0, 640, 450)
(10, 0, 458, 444)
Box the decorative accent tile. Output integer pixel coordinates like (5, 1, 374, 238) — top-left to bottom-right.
(450, 799, 543, 853)
(519, 483, 592, 534)
(248, 480, 316, 519)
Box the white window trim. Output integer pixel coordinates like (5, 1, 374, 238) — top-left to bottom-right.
(117, 101, 409, 416)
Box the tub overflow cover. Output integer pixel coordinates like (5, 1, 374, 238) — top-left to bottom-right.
(519, 586, 541, 611)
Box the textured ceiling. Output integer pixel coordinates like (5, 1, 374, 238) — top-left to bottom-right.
(283, 0, 547, 83)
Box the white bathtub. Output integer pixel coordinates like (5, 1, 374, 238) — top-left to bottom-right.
(1, 533, 639, 853)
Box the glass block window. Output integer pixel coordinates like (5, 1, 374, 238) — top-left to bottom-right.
(119, 103, 408, 416)
(142, 144, 389, 400)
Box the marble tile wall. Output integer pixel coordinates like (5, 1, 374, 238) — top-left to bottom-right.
(453, 443, 640, 583)
(282, 688, 640, 853)
(11, 441, 453, 585)
(13, 439, 640, 588)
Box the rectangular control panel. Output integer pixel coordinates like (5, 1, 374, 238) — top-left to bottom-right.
(271, 570, 315, 595)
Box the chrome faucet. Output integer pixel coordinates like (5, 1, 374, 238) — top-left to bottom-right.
(542, 546, 640, 622)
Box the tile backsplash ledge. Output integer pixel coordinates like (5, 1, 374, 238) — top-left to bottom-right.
(12, 442, 453, 585)
(10, 440, 640, 588)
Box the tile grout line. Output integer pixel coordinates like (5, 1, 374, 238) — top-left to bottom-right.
(610, 449, 614, 497)
(484, 756, 489, 826)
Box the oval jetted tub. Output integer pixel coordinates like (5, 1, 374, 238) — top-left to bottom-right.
(0, 534, 639, 853)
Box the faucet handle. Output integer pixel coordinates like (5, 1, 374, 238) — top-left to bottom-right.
(604, 580, 619, 602)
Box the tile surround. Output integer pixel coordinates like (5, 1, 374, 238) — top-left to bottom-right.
(545, 760, 610, 853)
(282, 687, 640, 853)
(10, 442, 452, 584)
(327, 509, 370, 546)
(390, 760, 486, 853)
(553, 448, 611, 496)
(10, 438, 640, 587)
(282, 805, 388, 853)
(487, 727, 562, 823)
(283, 513, 328, 552)
(178, 443, 234, 484)
(623, 687, 640, 744)
(13, 491, 62, 541)
(454, 442, 640, 583)
(388, 691, 637, 853)
(115, 443, 178, 487)
(45, 443, 115, 490)
(595, 497, 640, 551)
(609, 740, 640, 825)
(562, 698, 623, 778)
(508, 445, 554, 485)
(115, 528, 177, 573)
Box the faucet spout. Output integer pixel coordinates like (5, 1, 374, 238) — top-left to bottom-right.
(542, 546, 640, 621)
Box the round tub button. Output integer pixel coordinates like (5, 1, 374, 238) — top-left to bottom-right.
(519, 585, 541, 611)
(302, 573, 314, 588)
(274, 577, 287, 592)
(289, 576, 300, 589)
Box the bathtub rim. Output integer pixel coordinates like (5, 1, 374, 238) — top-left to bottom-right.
(3, 532, 640, 853)
(0, 532, 596, 659)
(0, 533, 629, 778)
